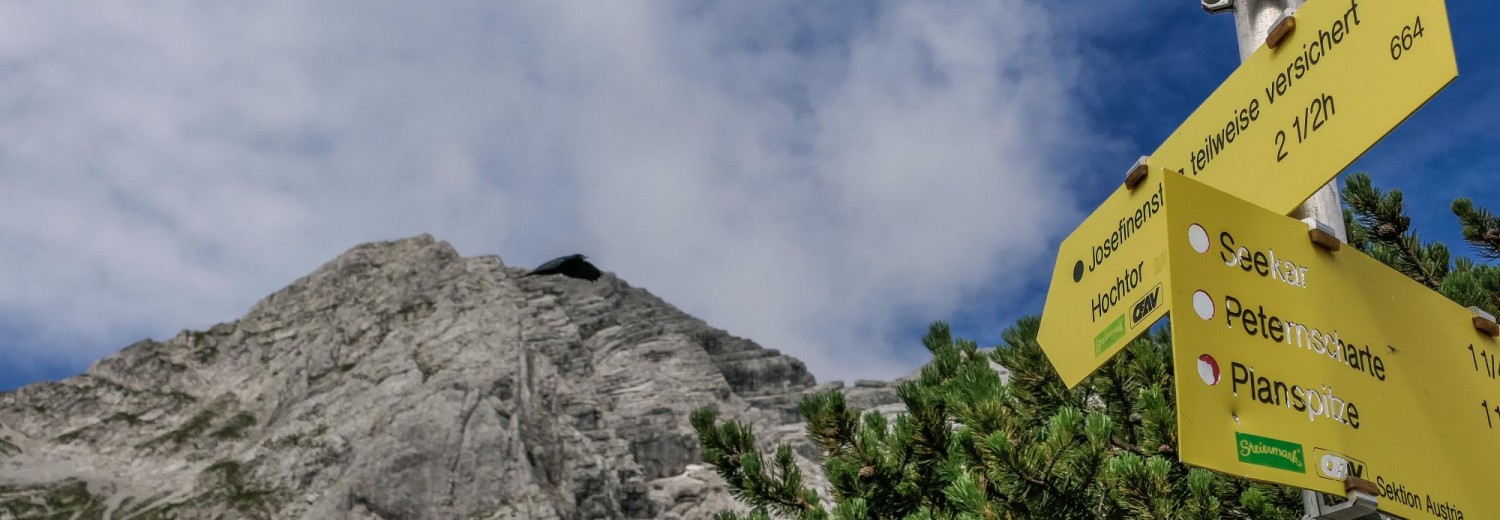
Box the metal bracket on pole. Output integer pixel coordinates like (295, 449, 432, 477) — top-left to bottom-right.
(1471, 306, 1499, 337)
(1201, 0, 1234, 14)
(1266, 9, 1298, 49)
(1124, 156, 1150, 190)
(1304, 218, 1341, 252)
(1302, 477, 1388, 520)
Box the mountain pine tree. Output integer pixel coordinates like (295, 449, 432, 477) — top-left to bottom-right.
(691, 321, 1302, 519)
(692, 172, 1500, 519)
(1342, 171, 1500, 315)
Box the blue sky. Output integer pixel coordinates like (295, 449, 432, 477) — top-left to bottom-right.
(2, 0, 1497, 391)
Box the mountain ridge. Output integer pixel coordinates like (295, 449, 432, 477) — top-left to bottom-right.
(0, 234, 901, 519)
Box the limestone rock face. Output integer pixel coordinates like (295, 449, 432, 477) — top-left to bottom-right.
(0, 235, 900, 519)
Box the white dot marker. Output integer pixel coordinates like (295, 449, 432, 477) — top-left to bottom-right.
(1188, 224, 1210, 254)
(1193, 290, 1215, 320)
(1198, 354, 1220, 386)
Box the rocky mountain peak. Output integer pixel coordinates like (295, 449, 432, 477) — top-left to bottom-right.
(0, 235, 880, 519)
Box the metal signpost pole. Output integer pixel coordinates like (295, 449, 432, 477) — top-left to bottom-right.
(1201, 1, 1372, 518)
(1204, 0, 1349, 244)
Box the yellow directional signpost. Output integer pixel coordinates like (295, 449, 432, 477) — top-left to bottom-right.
(1039, 0, 1457, 388)
(1164, 173, 1499, 520)
(1037, 171, 1171, 388)
(1150, 0, 1457, 214)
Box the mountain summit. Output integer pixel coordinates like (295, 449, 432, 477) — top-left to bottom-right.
(0, 235, 900, 519)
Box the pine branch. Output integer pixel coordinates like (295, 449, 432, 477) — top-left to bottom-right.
(1096, 356, 1139, 447)
(799, 390, 861, 458)
(691, 407, 824, 519)
(1342, 172, 1447, 288)
(1453, 197, 1500, 260)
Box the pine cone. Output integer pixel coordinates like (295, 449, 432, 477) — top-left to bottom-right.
(859, 465, 875, 478)
(1375, 222, 1401, 241)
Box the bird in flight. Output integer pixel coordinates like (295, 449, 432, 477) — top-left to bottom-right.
(524, 253, 602, 281)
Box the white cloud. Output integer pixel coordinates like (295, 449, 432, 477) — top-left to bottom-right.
(0, 0, 1093, 383)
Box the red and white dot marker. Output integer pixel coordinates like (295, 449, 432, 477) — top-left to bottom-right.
(1198, 354, 1220, 385)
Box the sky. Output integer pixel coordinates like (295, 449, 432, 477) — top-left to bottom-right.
(2, 0, 1497, 391)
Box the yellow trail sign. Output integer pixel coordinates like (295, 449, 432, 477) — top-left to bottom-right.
(1150, 0, 1457, 214)
(1037, 172, 1171, 388)
(1039, 0, 1456, 387)
(1165, 173, 1499, 520)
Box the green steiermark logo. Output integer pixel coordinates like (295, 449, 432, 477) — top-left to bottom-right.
(1235, 432, 1306, 473)
(1094, 315, 1126, 356)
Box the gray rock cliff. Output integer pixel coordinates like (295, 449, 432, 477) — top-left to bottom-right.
(0, 235, 902, 519)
